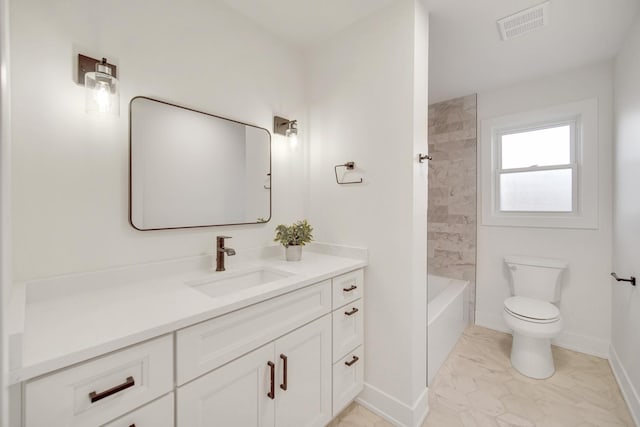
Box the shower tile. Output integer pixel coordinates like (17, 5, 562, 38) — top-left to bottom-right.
(428, 94, 478, 325)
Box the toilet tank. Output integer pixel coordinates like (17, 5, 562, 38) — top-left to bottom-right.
(505, 255, 568, 302)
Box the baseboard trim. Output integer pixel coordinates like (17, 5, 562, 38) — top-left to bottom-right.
(475, 311, 610, 358)
(357, 383, 429, 427)
(609, 345, 640, 427)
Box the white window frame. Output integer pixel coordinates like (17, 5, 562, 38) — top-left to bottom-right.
(480, 98, 598, 229)
(495, 119, 578, 214)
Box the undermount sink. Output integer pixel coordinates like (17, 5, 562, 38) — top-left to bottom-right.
(187, 267, 292, 298)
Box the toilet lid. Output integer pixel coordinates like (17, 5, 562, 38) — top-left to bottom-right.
(504, 296, 560, 321)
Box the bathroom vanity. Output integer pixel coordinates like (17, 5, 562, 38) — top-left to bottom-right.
(8, 246, 366, 427)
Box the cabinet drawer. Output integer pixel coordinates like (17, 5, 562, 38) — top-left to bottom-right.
(102, 393, 174, 427)
(24, 335, 173, 427)
(332, 346, 364, 416)
(331, 270, 363, 308)
(177, 280, 331, 385)
(332, 299, 363, 362)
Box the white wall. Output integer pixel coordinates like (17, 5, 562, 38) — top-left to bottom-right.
(306, 1, 429, 425)
(10, 0, 307, 282)
(611, 13, 640, 424)
(1, 0, 11, 423)
(476, 61, 614, 357)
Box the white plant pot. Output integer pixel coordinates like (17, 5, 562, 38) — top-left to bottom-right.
(285, 245, 302, 261)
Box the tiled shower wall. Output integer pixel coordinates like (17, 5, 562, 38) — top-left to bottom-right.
(427, 94, 477, 321)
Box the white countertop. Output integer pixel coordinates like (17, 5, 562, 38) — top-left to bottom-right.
(9, 244, 367, 384)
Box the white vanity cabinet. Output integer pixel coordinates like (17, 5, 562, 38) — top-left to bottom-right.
(177, 344, 275, 427)
(13, 264, 366, 427)
(330, 269, 365, 415)
(177, 315, 332, 427)
(23, 335, 173, 427)
(102, 393, 174, 427)
(175, 280, 333, 385)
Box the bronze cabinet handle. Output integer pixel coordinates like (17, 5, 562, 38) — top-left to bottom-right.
(280, 354, 288, 391)
(343, 284, 357, 292)
(267, 361, 275, 399)
(88, 376, 135, 403)
(345, 356, 359, 367)
(129, 425, 136, 427)
(344, 307, 359, 316)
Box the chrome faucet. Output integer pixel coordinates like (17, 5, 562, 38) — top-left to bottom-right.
(216, 235, 236, 272)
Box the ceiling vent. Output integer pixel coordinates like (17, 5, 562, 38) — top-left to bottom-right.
(497, 1, 550, 41)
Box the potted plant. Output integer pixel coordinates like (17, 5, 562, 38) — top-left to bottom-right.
(274, 219, 314, 261)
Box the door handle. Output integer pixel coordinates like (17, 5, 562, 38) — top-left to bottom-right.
(345, 355, 359, 367)
(280, 354, 288, 391)
(267, 361, 275, 399)
(88, 376, 135, 403)
(344, 307, 359, 316)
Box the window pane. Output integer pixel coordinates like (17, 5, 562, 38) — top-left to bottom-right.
(500, 169, 573, 212)
(501, 125, 571, 169)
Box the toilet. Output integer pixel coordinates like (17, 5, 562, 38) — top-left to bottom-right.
(503, 255, 568, 379)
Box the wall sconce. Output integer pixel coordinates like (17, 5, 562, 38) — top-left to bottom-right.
(77, 54, 119, 115)
(274, 116, 298, 148)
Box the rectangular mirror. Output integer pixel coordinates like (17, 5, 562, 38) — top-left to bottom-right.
(129, 96, 271, 230)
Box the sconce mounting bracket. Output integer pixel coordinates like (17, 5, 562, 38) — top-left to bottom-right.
(77, 54, 117, 85)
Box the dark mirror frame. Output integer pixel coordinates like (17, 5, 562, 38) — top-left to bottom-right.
(128, 96, 272, 231)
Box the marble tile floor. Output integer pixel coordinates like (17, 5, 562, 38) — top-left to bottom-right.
(330, 326, 635, 427)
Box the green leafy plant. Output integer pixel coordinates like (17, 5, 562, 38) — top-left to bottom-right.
(274, 220, 314, 248)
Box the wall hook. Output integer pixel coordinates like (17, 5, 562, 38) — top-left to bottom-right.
(335, 162, 363, 185)
(418, 153, 432, 163)
(611, 272, 636, 287)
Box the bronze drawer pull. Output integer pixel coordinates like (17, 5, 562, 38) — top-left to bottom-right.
(89, 376, 135, 403)
(267, 361, 275, 399)
(344, 307, 359, 316)
(280, 354, 288, 391)
(343, 285, 357, 292)
(129, 424, 136, 427)
(345, 356, 359, 367)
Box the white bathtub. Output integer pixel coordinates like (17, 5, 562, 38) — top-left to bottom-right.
(428, 274, 469, 384)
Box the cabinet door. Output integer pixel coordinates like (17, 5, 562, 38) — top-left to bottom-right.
(177, 344, 275, 427)
(274, 315, 332, 427)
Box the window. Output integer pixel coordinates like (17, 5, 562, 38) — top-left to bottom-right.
(497, 122, 576, 213)
(480, 99, 598, 229)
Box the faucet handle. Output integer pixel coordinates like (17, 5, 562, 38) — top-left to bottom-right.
(217, 235, 232, 239)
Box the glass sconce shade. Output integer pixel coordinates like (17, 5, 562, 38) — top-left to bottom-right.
(285, 120, 298, 148)
(84, 60, 119, 115)
(285, 121, 297, 137)
(274, 116, 298, 149)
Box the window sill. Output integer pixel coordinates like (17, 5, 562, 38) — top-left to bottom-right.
(481, 212, 597, 229)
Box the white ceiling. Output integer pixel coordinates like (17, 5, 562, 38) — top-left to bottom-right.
(427, 0, 640, 103)
(222, 0, 639, 103)
(221, 0, 396, 49)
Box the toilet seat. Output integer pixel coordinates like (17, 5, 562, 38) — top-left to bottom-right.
(504, 296, 560, 324)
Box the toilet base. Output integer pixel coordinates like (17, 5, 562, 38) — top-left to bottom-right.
(510, 333, 555, 379)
